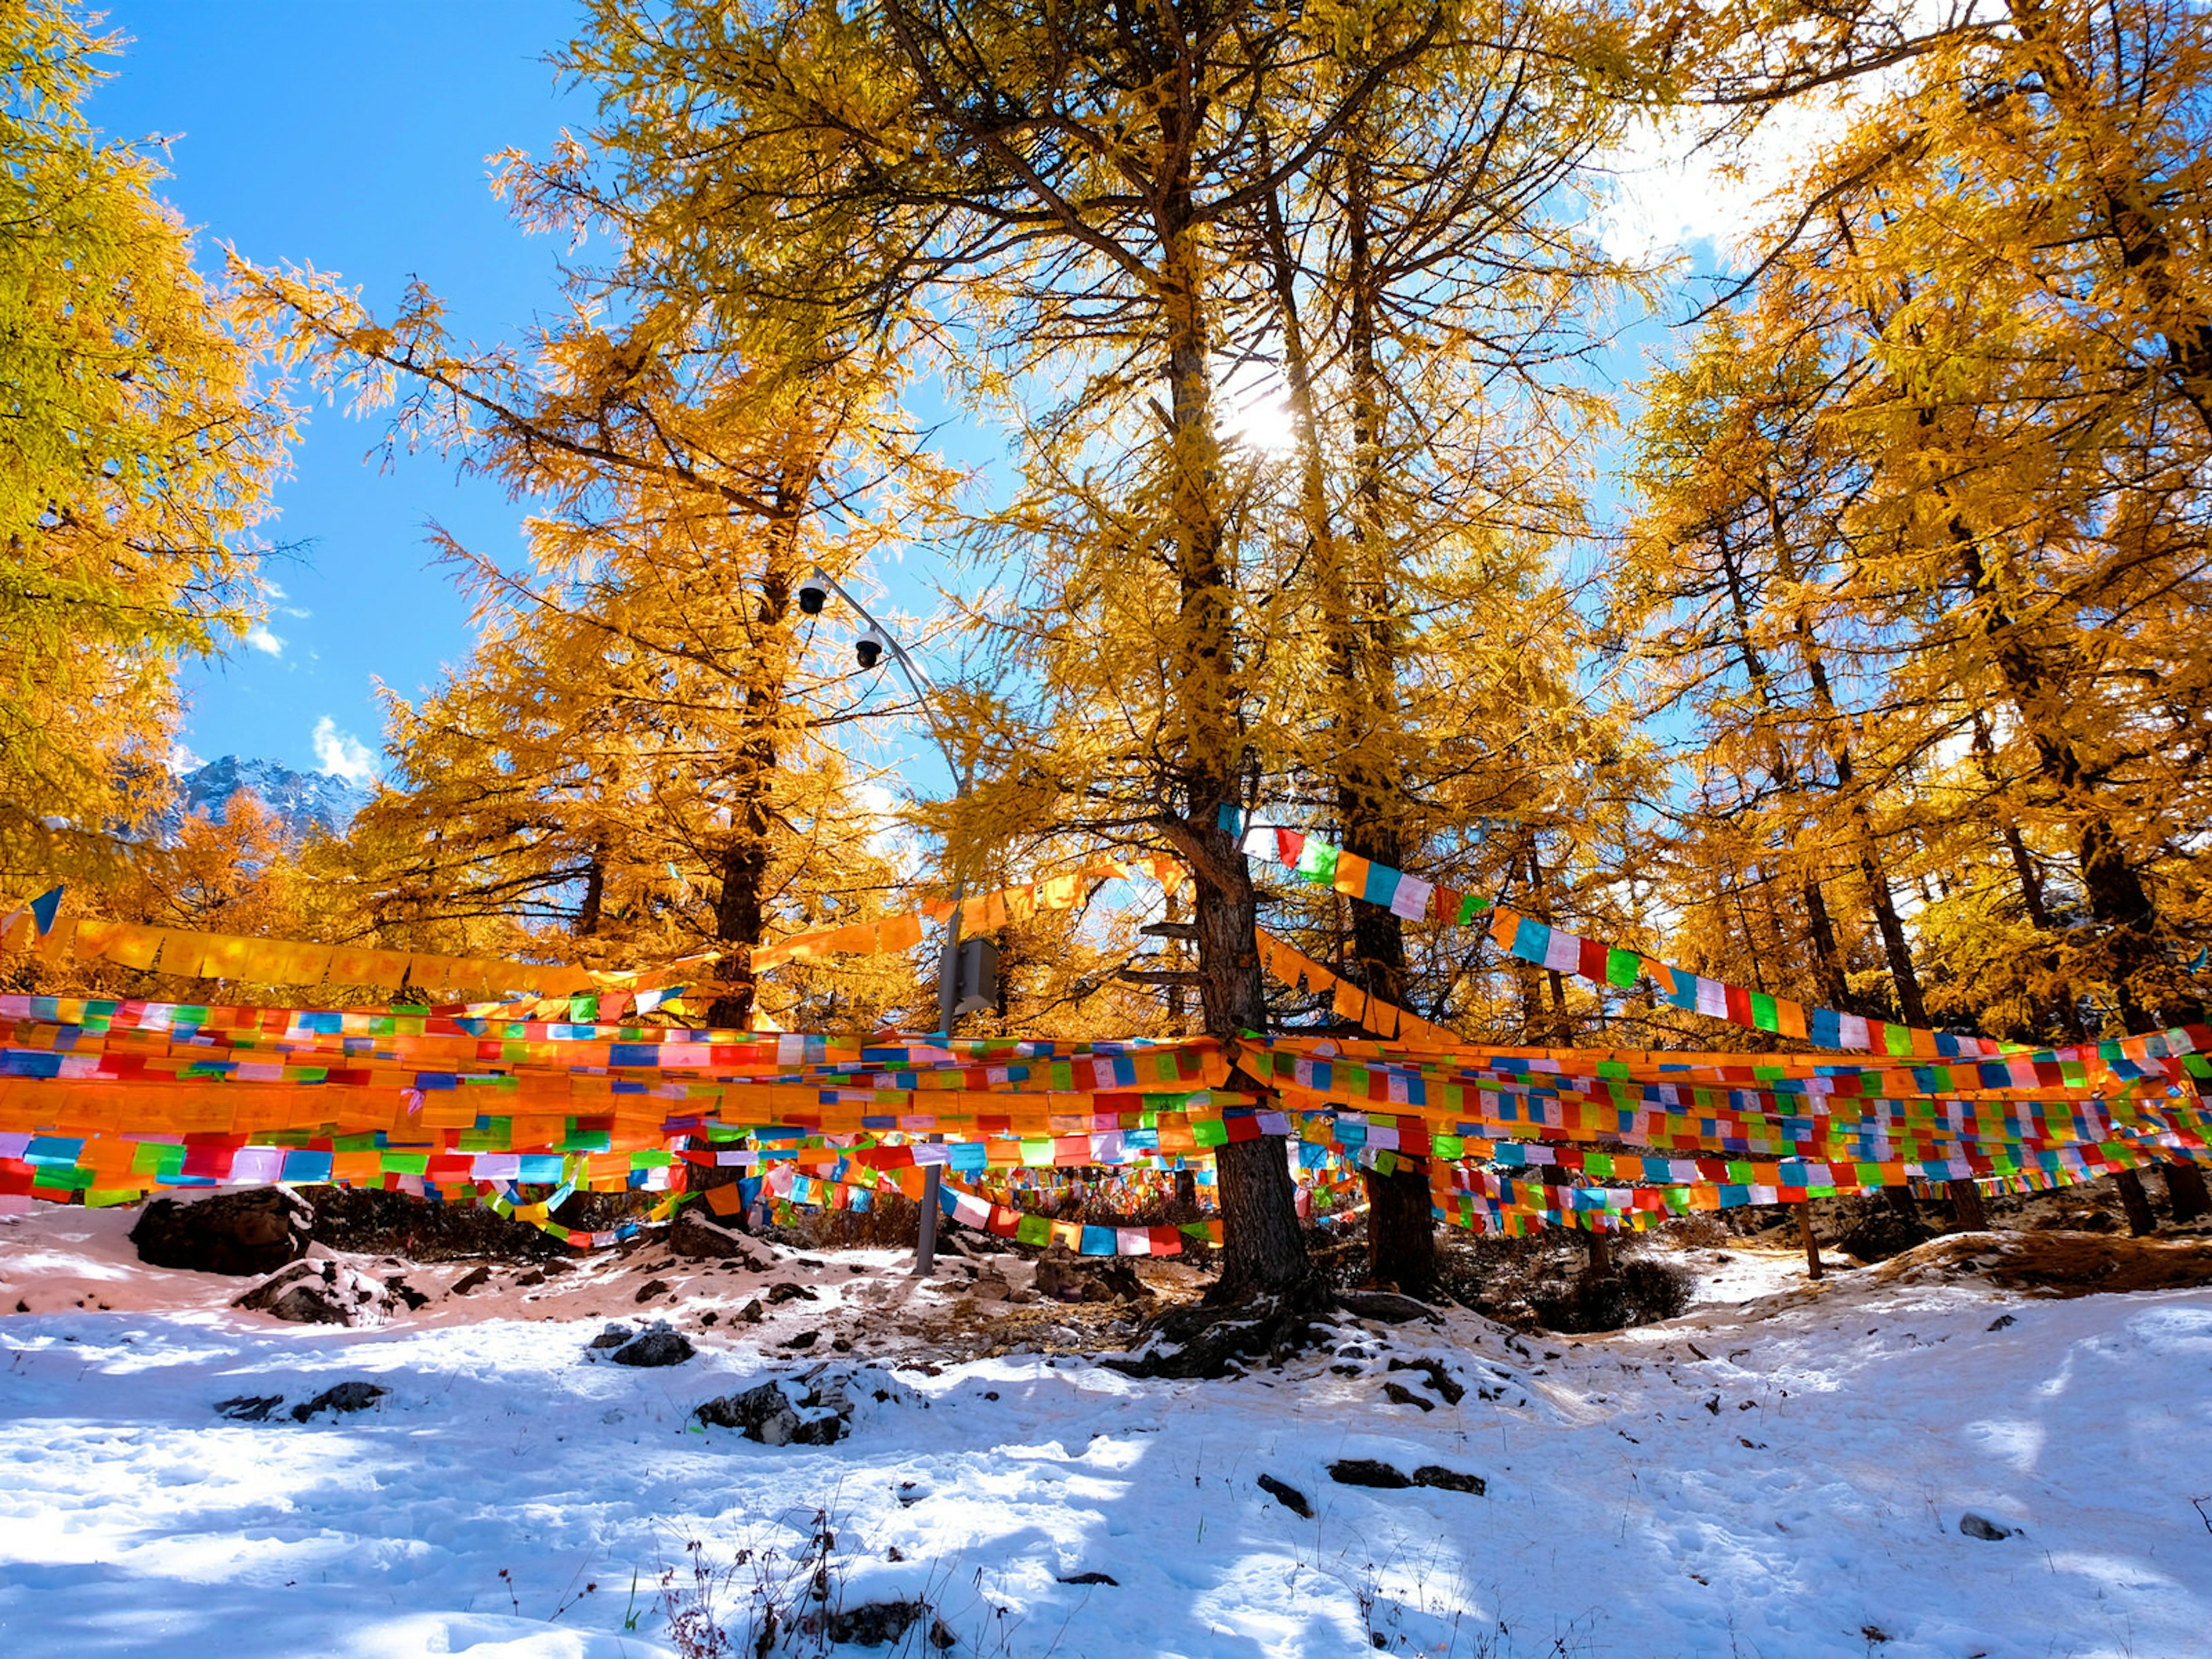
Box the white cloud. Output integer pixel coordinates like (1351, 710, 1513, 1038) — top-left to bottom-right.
(166, 741, 204, 775)
(1590, 96, 1862, 271)
(855, 782, 922, 878)
(311, 716, 378, 786)
(244, 625, 285, 656)
(266, 581, 287, 600)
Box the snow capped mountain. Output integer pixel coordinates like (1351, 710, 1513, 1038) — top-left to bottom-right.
(163, 756, 371, 845)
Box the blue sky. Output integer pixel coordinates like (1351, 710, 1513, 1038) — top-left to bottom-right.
(97, 1, 979, 798)
(92, 4, 1740, 798)
(92, 2, 588, 782)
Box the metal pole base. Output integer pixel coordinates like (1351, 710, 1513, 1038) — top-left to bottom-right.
(912, 1162, 943, 1276)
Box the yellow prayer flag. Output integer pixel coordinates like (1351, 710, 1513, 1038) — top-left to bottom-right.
(70, 918, 124, 959)
(325, 946, 383, 985)
(359, 949, 411, 990)
(35, 917, 76, 963)
(103, 923, 164, 970)
(198, 935, 259, 979)
(157, 931, 210, 978)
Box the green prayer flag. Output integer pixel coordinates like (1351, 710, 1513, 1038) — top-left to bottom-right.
(1604, 946, 1640, 988)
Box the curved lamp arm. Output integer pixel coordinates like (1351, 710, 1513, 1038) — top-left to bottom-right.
(805, 567, 966, 790)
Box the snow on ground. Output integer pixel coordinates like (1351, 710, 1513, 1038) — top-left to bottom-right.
(3, 1210, 2209, 1659)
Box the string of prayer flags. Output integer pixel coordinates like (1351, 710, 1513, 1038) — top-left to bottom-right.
(1476, 904, 2017, 1060)
(1255, 929, 1463, 1046)
(0, 904, 722, 999)
(933, 1175, 1218, 1256)
(1225, 815, 1491, 927)
(0, 887, 65, 953)
(1226, 814, 2044, 1059)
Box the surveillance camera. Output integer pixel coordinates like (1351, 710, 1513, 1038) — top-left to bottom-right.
(798, 579, 827, 616)
(855, 633, 884, 669)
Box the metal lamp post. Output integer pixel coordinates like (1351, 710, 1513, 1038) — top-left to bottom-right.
(798, 567, 969, 1275)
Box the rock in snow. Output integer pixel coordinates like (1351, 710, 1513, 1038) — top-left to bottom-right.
(291, 1382, 388, 1422)
(1256, 1474, 1312, 1518)
(233, 1259, 397, 1327)
(131, 1187, 312, 1277)
(694, 1380, 804, 1445)
(608, 1323, 695, 1368)
(1960, 1511, 2017, 1541)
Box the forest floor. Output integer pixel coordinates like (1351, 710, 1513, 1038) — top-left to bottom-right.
(2, 1207, 2209, 1658)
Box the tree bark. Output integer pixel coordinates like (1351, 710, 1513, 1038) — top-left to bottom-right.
(703, 473, 809, 1031)
(1763, 488, 1930, 1025)
(1161, 207, 1308, 1302)
(695, 474, 810, 1205)
(1945, 1177, 1987, 1232)
(2163, 1161, 2210, 1226)
(2113, 1168, 2157, 1237)
(1715, 518, 1853, 1011)
(1262, 145, 1434, 1297)
(1584, 1222, 1613, 1281)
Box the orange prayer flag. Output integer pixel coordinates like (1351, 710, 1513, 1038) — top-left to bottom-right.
(877, 912, 924, 953)
(1331, 978, 1367, 1022)
(35, 917, 76, 963)
(1332, 852, 1372, 899)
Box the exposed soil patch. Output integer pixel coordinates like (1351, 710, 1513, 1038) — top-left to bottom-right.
(1875, 1230, 2212, 1297)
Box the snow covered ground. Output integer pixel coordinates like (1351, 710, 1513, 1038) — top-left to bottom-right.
(3, 1210, 2209, 1658)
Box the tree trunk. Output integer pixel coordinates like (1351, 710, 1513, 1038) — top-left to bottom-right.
(703, 475, 809, 1031)
(1262, 149, 1433, 1297)
(1584, 1222, 1613, 1281)
(1763, 488, 1930, 1026)
(695, 478, 810, 1206)
(1948, 522, 2190, 1032)
(1162, 214, 1306, 1302)
(1364, 1156, 1436, 1297)
(577, 854, 606, 938)
(1946, 1177, 1987, 1232)
(2113, 1168, 2157, 1237)
(1797, 1202, 1823, 1279)
(1716, 517, 1852, 1012)
(2163, 1161, 2210, 1225)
